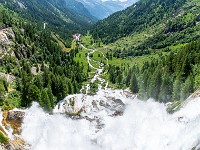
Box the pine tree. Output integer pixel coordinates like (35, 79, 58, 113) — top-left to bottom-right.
(125, 69, 132, 86)
(181, 75, 193, 100)
(27, 84, 41, 105)
(47, 84, 54, 108)
(148, 68, 162, 100)
(158, 69, 172, 103)
(138, 69, 149, 99)
(41, 89, 52, 112)
(172, 75, 182, 101)
(130, 73, 139, 94)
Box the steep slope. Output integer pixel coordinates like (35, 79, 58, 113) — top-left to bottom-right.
(92, 0, 200, 51)
(0, 0, 97, 30)
(0, 4, 86, 111)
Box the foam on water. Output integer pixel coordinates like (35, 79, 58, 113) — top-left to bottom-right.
(21, 43, 200, 149)
(20, 89, 200, 150)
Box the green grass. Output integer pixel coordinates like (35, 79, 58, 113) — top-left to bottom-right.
(169, 43, 189, 51)
(91, 50, 107, 63)
(106, 54, 160, 69)
(81, 35, 94, 48)
(77, 35, 167, 91)
(0, 132, 8, 145)
(77, 40, 160, 75)
(106, 23, 164, 51)
(51, 32, 73, 52)
(74, 48, 89, 73)
(89, 59, 101, 69)
(81, 35, 104, 48)
(0, 67, 7, 74)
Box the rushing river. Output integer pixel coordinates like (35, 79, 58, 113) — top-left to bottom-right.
(18, 44, 200, 149)
(21, 92, 200, 150)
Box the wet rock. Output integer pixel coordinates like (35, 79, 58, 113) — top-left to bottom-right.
(55, 95, 85, 116)
(0, 126, 7, 136)
(181, 89, 200, 108)
(167, 89, 200, 114)
(3, 111, 25, 134)
(111, 111, 124, 117)
(99, 100, 105, 106)
(105, 98, 125, 114)
(1, 110, 27, 150)
(113, 99, 125, 106)
(0, 127, 25, 150)
(0, 137, 27, 150)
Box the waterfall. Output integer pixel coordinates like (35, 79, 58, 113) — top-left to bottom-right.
(20, 90, 200, 150)
(7, 43, 200, 149)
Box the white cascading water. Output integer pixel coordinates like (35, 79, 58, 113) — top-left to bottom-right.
(21, 95, 200, 150)
(20, 44, 200, 150)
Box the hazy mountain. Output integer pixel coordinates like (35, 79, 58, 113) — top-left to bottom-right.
(76, 0, 138, 19)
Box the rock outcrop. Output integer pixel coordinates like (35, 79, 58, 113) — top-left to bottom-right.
(0, 72, 16, 83)
(181, 89, 200, 107)
(0, 28, 15, 45)
(2, 110, 25, 134)
(0, 110, 26, 150)
(167, 89, 200, 113)
(0, 137, 26, 150)
(54, 89, 129, 120)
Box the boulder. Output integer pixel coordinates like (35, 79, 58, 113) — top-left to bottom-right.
(3, 111, 25, 134)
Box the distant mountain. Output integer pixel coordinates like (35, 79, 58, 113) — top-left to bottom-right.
(76, 0, 138, 19)
(0, 0, 97, 30)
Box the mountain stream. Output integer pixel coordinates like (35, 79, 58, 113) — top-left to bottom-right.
(7, 44, 200, 150)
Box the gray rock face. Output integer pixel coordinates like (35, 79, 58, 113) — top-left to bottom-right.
(5, 111, 25, 135)
(0, 28, 15, 45)
(7, 111, 25, 122)
(54, 89, 130, 120)
(181, 89, 200, 108)
(0, 72, 16, 83)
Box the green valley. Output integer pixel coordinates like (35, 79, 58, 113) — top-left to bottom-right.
(1, 0, 200, 149)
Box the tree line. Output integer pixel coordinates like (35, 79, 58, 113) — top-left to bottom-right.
(108, 40, 200, 103)
(0, 6, 86, 112)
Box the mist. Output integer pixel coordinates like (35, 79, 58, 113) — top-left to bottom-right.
(21, 89, 200, 150)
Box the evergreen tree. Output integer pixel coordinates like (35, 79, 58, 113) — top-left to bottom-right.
(158, 68, 172, 103)
(181, 75, 193, 100)
(41, 89, 52, 112)
(27, 84, 41, 105)
(47, 84, 54, 108)
(148, 68, 162, 100)
(172, 75, 182, 101)
(130, 74, 139, 94)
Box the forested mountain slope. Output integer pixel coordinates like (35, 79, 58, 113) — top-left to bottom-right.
(92, 0, 200, 52)
(96, 0, 200, 105)
(0, 4, 86, 111)
(0, 0, 97, 31)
